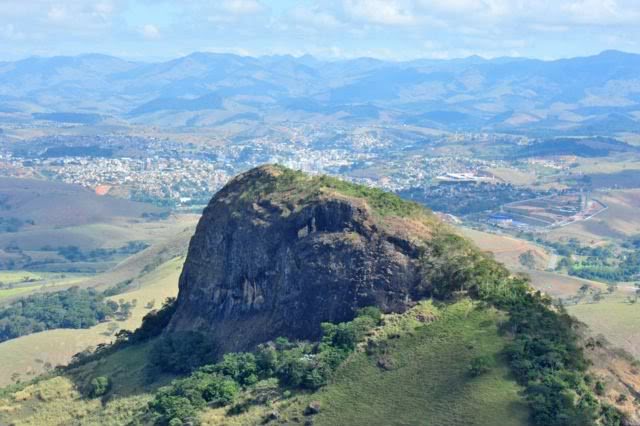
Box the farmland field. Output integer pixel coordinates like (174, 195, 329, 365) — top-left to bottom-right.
(0, 256, 184, 386)
(0, 272, 90, 302)
(568, 293, 640, 357)
(460, 227, 553, 271)
(547, 189, 640, 243)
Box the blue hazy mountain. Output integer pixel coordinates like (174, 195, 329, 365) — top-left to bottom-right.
(1, 50, 639, 133)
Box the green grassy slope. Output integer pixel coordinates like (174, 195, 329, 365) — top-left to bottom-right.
(568, 293, 640, 357)
(0, 301, 530, 426)
(312, 302, 528, 426)
(201, 301, 530, 426)
(0, 341, 172, 426)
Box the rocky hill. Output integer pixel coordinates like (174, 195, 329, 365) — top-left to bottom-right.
(0, 166, 635, 426)
(168, 164, 449, 353)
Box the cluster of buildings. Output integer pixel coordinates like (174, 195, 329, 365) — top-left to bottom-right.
(0, 128, 521, 210)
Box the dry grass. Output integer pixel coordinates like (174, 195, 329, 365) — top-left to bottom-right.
(0, 256, 183, 386)
(460, 227, 553, 271)
(568, 293, 640, 357)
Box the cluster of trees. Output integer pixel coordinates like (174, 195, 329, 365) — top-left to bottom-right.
(520, 234, 640, 283)
(422, 233, 625, 426)
(0, 287, 128, 343)
(56, 241, 149, 262)
(400, 183, 547, 216)
(147, 307, 382, 426)
(518, 250, 536, 269)
(67, 297, 178, 370)
(566, 249, 640, 283)
(550, 242, 640, 283)
(0, 216, 33, 233)
(490, 283, 615, 425)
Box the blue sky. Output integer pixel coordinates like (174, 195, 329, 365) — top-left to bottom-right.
(1, 0, 639, 61)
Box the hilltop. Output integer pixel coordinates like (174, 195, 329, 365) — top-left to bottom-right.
(0, 166, 634, 426)
(169, 164, 442, 353)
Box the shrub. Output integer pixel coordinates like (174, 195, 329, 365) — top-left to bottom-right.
(89, 376, 111, 398)
(201, 376, 238, 406)
(469, 356, 492, 377)
(151, 331, 217, 374)
(149, 373, 238, 425)
(149, 394, 197, 426)
(129, 297, 177, 343)
(210, 352, 258, 386)
(321, 322, 357, 350)
(357, 306, 383, 324)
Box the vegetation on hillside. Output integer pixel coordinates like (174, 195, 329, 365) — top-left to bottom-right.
(146, 307, 381, 425)
(56, 241, 149, 263)
(521, 234, 640, 283)
(240, 165, 427, 218)
(0, 287, 131, 343)
(423, 232, 626, 426)
(306, 302, 529, 426)
(0, 171, 629, 425)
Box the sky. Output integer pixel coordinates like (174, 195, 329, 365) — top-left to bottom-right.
(0, 0, 639, 61)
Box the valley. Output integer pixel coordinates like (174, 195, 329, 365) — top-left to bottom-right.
(0, 166, 636, 426)
(0, 49, 639, 425)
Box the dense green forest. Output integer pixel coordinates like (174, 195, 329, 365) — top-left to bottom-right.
(56, 241, 149, 262)
(0, 287, 130, 342)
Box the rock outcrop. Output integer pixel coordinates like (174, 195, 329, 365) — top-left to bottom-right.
(167, 165, 445, 353)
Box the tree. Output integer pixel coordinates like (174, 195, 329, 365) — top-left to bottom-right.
(151, 332, 217, 374)
(579, 284, 591, 296)
(89, 376, 111, 397)
(519, 250, 536, 269)
(202, 376, 238, 406)
(469, 356, 492, 377)
(592, 291, 603, 303)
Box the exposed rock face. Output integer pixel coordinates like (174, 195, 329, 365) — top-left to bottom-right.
(167, 165, 439, 353)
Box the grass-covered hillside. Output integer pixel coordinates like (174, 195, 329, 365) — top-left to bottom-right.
(0, 301, 530, 426)
(0, 256, 184, 386)
(0, 166, 632, 426)
(200, 301, 529, 426)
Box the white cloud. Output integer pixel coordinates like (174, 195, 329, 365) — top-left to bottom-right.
(0, 0, 639, 60)
(221, 0, 267, 15)
(288, 6, 342, 30)
(140, 24, 161, 40)
(344, 0, 417, 25)
(0, 24, 25, 40)
(47, 5, 67, 22)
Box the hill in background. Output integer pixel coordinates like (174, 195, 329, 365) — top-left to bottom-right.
(0, 166, 634, 426)
(1, 51, 640, 133)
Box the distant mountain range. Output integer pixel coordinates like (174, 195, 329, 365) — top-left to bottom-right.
(1, 50, 640, 133)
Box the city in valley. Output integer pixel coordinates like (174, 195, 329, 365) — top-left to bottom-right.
(1, 11, 640, 423)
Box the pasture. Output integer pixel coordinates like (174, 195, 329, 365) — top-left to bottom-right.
(0, 256, 183, 386)
(568, 293, 640, 357)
